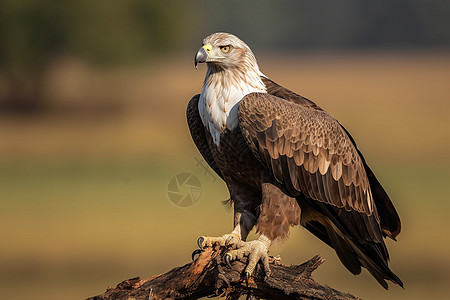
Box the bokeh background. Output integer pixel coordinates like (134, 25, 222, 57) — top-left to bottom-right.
(1, 1, 450, 299)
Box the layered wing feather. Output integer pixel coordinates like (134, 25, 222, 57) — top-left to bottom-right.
(262, 77, 401, 240)
(238, 92, 377, 224)
(238, 92, 404, 288)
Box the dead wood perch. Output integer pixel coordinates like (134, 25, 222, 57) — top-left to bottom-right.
(87, 247, 360, 300)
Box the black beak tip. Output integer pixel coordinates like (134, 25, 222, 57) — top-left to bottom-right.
(194, 47, 208, 69)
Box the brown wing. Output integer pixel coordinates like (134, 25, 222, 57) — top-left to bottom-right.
(238, 93, 384, 240)
(263, 77, 401, 240)
(238, 93, 404, 288)
(186, 95, 223, 180)
(239, 93, 373, 211)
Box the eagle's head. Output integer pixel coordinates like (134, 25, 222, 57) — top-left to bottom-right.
(194, 33, 266, 145)
(194, 32, 260, 73)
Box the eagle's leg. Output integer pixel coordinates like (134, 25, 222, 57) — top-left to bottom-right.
(197, 210, 255, 249)
(225, 178, 301, 277)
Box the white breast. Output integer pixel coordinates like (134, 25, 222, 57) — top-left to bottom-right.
(198, 74, 266, 146)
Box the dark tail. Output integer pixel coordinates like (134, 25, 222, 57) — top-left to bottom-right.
(328, 223, 403, 289)
(305, 219, 403, 289)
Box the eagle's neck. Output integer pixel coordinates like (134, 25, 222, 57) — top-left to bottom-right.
(199, 63, 266, 146)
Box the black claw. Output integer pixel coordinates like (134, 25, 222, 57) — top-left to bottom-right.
(244, 271, 250, 286)
(197, 237, 204, 249)
(225, 254, 232, 268)
(191, 249, 203, 261)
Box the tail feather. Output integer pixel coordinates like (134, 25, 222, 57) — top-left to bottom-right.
(329, 225, 404, 289)
(301, 200, 403, 289)
(325, 225, 362, 275)
(348, 238, 404, 289)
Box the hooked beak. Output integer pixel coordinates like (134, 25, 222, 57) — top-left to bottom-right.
(194, 48, 208, 69)
(194, 44, 212, 69)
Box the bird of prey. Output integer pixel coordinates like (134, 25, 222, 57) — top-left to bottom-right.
(187, 32, 402, 289)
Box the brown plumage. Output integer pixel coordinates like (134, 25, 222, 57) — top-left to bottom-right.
(188, 32, 402, 289)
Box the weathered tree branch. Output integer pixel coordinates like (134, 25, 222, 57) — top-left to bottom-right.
(87, 247, 359, 300)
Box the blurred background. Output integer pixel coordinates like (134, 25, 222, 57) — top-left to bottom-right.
(1, 0, 449, 299)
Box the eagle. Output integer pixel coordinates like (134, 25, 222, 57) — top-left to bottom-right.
(187, 32, 403, 289)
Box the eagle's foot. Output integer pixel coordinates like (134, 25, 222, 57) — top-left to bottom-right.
(197, 233, 241, 249)
(224, 235, 271, 278)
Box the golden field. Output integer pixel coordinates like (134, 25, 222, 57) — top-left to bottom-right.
(1, 51, 450, 299)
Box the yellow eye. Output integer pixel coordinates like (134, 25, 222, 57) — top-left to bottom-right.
(220, 45, 230, 53)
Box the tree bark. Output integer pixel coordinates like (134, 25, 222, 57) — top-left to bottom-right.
(87, 247, 360, 300)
